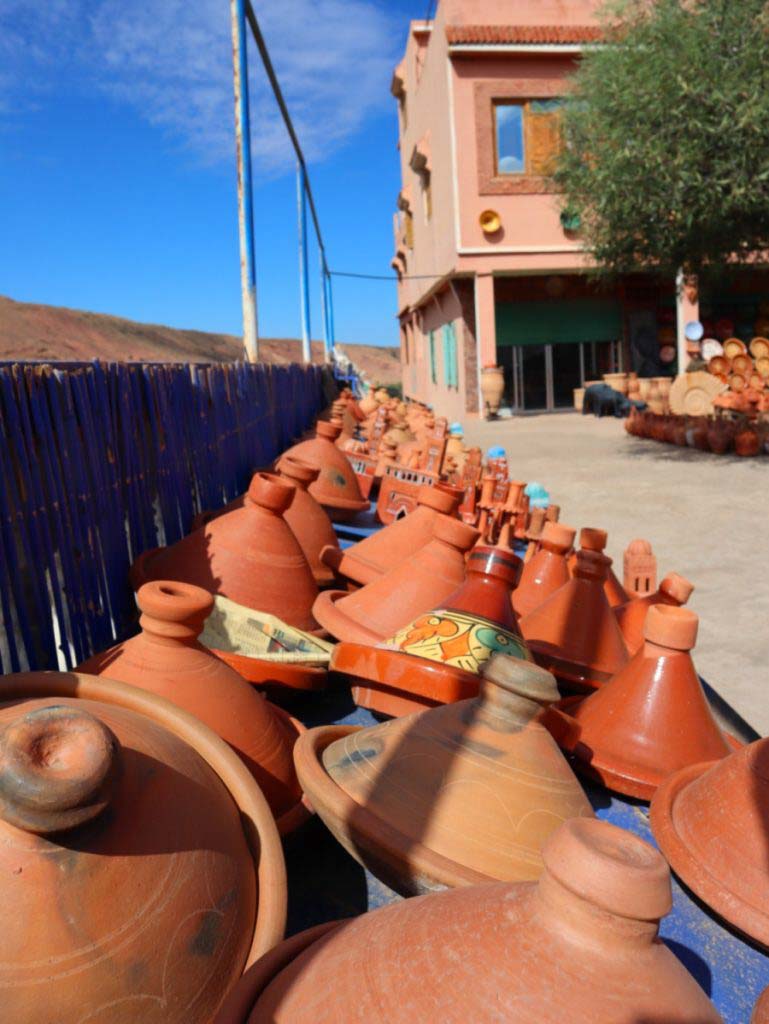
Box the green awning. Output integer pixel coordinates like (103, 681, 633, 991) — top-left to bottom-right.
(496, 299, 622, 346)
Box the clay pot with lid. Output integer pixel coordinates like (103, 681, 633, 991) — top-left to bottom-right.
(78, 581, 306, 833)
(615, 571, 695, 654)
(555, 605, 736, 800)
(321, 483, 460, 586)
(521, 549, 629, 692)
(216, 816, 722, 1024)
(294, 655, 592, 895)
(281, 419, 368, 520)
(0, 670, 286, 1023)
(130, 472, 320, 633)
(312, 516, 479, 645)
(513, 521, 577, 618)
(275, 455, 340, 586)
(568, 528, 628, 607)
(332, 544, 531, 717)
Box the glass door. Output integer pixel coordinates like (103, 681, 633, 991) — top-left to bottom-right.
(550, 342, 584, 408)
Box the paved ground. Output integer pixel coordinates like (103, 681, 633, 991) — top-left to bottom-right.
(463, 412, 768, 735)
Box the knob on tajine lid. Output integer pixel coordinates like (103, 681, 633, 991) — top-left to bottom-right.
(130, 472, 320, 633)
(294, 655, 592, 896)
(520, 549, 629, 691)
(513, 522, 576, 618)
(321, 483, 460, 585)
(0, 671, 287, 1024)
(614, 572, 695, 653)
(281, 420, 368, 517)
(651, 733, 769, 950)
(276, 455, 340, 587)
(78, 580, 305, 829)
(569, 528, 629, 607)
(230, 816, 722, 1024)
(330, 544, 530, 717)
(557, 605, 736, 800)
(313, 516, 479, 645)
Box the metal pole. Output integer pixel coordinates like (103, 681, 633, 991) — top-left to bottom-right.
(675, 267, 687, 375)
(230, 0, 258, 362)
(319, 258, 330, 362)
(325, 271, 336, 352)
(297, 163, 311, 363)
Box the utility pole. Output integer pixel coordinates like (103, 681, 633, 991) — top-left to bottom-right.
(297, 163, 311, 363)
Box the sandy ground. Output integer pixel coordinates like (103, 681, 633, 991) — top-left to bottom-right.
(462, 412, 768, 735)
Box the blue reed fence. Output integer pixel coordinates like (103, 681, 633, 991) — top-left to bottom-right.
(0, 359, 325, 674)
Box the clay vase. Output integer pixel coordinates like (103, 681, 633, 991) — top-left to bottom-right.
(651, 736, 769, 950)
(281, 419, 368, 520)
(321, 483, 460, 586)
(276, 455, 340, 586)
(0, 671, 286, 1024)
(735, 426, 760, 456)
(312, 517, 479, 644)
(567, 527, 628, 607)
(217, 817, 722, 1024)
(614, 571, 695, 654)
(513, 522, 577, 618)
(556, 605, 736, 800)
(480, 365, 505, 416)
(707, 420, 733, 455)
(332, 545, 532, 717)
(294, 655, 592, 895)
(521, 549, 629, 691)
(131, 472, 320, 633)
(78, 581, 305, 831)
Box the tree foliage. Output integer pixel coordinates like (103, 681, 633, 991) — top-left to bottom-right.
(555, 0, 769, 283)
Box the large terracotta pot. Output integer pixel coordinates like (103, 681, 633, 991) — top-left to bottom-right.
(0, 671, 286, 1023)
(78, 581, 305, 832)
(281, 420, 368, 520)
(614, 571, 694, 654)
(480, 366, 505, 417)
(216, 817, 721, 1023)
(513, 521, 576, 618)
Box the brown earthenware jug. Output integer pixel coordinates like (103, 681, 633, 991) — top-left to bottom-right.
(513, 521, 576, 618)
(78, 580, 305, 830)
(216, 817, 722, 1024)
(614, 571, 695, 653)
(281, 419, 368, 520)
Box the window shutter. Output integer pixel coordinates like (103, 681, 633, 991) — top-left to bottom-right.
(525, 108, 562, 176)
(450, 323, 458, 387)
(442, 327, 450, 386)
(429, 331, 437, 385)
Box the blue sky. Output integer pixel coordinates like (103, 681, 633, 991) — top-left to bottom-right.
(0, 0, 427, 348)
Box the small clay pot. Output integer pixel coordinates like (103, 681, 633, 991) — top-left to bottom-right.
(735, 427, 760, 456)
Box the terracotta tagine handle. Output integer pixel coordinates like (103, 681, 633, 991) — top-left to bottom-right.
(574, 549, 610, 581)
(432, 514, 480, 553)
(578, 527, 608, 553)
(643, 603, 698, 652)
(659, 572, 695, 605)
(138, 580, 214, 644)
(277, 456, 320, 491)
(0, 705, 118, 834)
(316, 420, 342, 442)
(479, 654, 561, 730)
(247, 471, 295, 516)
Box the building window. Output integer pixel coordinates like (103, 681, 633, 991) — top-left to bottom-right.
(494, 99, 564, 177)
(421, 170, 432, 222)
(442, 322, 458, 388)
(404, 210, 414, 249)
(429, 330, 437, 385)
(495, 103, 525, 174)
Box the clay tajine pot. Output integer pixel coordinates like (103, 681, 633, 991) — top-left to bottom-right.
(614, 571, 695, 653)
(569, 527, 629, 607)
(321, 482, 460, 585)
(130, 472, 320, 632)
(513, 521, 577, 618)
(215, 817, 722, 1024)
(0, 671, 286, 1024)
(276, 455, 340, 586)
(294, 655, 593, 895)
(313, 516, 479, 645)
(521, 549, 629, 692)
(555, 605, 737, 800)
(332, 544, 531, 717)
(651, 735, 769, 950)
(78, 581, 306, 833)
(281, 419, 368, 521)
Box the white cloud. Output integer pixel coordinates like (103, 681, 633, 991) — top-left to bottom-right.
(0, 0, 399, 169)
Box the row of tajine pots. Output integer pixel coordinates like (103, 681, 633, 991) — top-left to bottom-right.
(627, 409, 767, 456)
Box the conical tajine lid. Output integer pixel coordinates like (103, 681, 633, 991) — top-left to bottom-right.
(276, 455, 340, 587)
(282, 420, 368, 516)
(651, 735, 769, 949)
(312, 516, 479, 644)
(520, 549, 629, 690)
(321, 483, 460, 585)
(78, 580, 304, 824)
(569, 528, 629, 607)
(513, 522, 576, 618)
(559, 605, 735, 799)
(235, 816, 722, 1024)
(294, 655, 593, 895)
(614, 572, 695, 653)
(131, 472, 319, 632)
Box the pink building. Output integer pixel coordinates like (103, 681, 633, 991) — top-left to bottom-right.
(392, 0, 686, 417)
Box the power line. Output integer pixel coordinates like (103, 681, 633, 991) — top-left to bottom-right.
(425, 0, 437, 23)
(330, 269, 446, 282)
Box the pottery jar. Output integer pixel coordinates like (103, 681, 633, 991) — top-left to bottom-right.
(480, 366, 505, 416)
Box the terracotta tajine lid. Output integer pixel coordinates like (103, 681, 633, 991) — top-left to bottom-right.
(312, 516, 479, 644)
(557, 605, 736, 800)
(276, 455, 340, 587)
(282, 419, 368, 516)
(614, 572, 695, 653)
(569, 527, 629, 607)
(0, 671, 287, 1024)
(321, 482, 460, 586)
(227, 816, 722, 1024)
(651, 733, 769, 950)
(131, 472, 320, 633)
(520, 549, 629, 691)
(294, 655, 593, 895)
(513, 522, 577, 618)
(78, 581, 304, 827)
